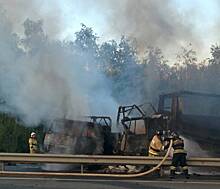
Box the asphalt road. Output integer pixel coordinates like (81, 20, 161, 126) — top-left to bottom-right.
(0, 177, 220, 189)
(2, 164, 220, 189)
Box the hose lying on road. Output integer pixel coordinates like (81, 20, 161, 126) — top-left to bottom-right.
(0, 140, 173, 178)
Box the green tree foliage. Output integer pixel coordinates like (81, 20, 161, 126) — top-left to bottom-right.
(99, 40, 120, 76)
(207, 45, 220, 93)
(141, 47, 169, 104)
(0, 113, 44, 153)
(75, 24, 98, 54)
(97, 36, 139, 103)
(21, 19, 47, 54)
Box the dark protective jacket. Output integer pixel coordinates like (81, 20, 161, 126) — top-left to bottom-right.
(172, 137, 186, 154)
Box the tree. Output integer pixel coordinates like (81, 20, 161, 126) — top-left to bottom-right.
(205, 45, 220, 93)
(141, 47, 169, 105)
(99, 40, 120, 76)
(107, 37, 141, 104)
(172, 44, 200, 91)
(21, 19, 47, 54)
(74, 24, 98, 54)
(74, 24, 99, 70)
(0, 113, 44, 153)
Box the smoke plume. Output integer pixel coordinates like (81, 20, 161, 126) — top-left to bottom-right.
(0, 0, 64, 38)
(0, 10, 117, 126)
(82, 0, 203, 60)
(0, 0, 217, 59)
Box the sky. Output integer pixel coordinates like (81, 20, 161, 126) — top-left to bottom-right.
(172, 0, 219, 58)
(0, 0, 220, 62)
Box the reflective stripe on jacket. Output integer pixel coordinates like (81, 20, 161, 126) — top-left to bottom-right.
(173, 149, 186, 154)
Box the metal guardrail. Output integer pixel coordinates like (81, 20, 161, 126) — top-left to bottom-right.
(0, 153, 220, 167)
(0, 148, 220, 178)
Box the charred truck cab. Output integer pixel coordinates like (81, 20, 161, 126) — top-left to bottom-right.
(115, 104, 169, 156)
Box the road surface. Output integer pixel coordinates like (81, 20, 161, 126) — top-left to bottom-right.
(0, 177, 220, 189)
(2, 164, 220, 189)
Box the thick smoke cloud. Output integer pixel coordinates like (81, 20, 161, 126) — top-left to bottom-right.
(0, 0, 64, 38)
(0, 0, 216, 59)
(95, 0, 201, 57)
(0, 11, 117, 126)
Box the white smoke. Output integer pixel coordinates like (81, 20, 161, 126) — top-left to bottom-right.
(0, 10, 118, 126)
(183, 137, 210, 157)
(0, 0, 64, 38)
(0, 0, 219, 61)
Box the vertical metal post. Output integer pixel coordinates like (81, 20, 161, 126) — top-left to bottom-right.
(80, 164, 84, 174)
(0, 162, 4, 171)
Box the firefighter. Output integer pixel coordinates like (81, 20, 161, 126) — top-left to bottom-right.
(170, 132, 190, 179)
(29, 132, 38, 153)
(148, 130, 168, 176)
(148, 130, 165, 156)
(44, 129, 54, 152)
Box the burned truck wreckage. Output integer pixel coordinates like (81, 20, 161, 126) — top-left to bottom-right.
(42, 90, 220, 171)
(158, 91, 220, 155)
(43, 105, 166, 158)
(43, 117, 115, 156)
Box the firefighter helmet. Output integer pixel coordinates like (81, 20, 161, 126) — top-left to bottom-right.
(31, 132, 36, 137)
(156, 130, 163, 136)
(171, 132, 179, 139)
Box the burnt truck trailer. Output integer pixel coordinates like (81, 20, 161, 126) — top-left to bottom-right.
(43, 117, 115, 156)
(43, 105, 165, 158)
(42, 116, 116, 171)
(43, 90, 220, 159)
(158, 91, 220, 155)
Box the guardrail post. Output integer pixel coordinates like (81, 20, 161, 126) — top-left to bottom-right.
(0, 162, 4, 171)
(80, 164, 84, 174)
